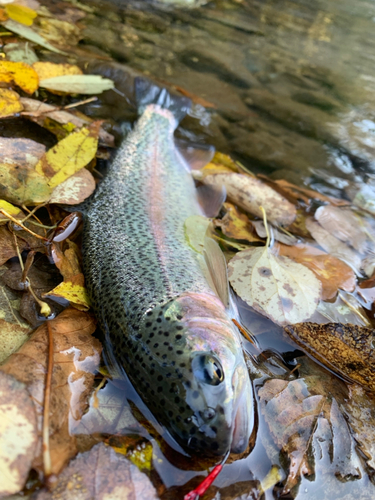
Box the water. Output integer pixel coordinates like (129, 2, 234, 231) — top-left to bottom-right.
(60, 0, 375, 497)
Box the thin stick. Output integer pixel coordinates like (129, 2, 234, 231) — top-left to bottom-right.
(259, 206, 270, 248)
(64, 97, 97, 109)
(13, 233, 24, 272)
(1, 209, 49, 241)
(43, 321, 54, 480)
(289, 363, 301, 376)
(232, 318, 255, 345)
(21, 203, 47, 224)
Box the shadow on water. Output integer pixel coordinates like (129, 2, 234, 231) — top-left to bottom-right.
(53, 0, 375, 497)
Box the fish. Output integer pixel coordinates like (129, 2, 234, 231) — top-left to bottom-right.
(82, 79, 254, 456)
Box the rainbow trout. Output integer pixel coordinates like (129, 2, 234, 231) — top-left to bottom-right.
(82, 81, 254, 455)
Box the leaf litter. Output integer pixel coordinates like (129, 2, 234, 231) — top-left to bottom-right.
(1, 5, 375, 499)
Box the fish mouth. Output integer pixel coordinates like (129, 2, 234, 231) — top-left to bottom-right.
(230, 375, 254, 454)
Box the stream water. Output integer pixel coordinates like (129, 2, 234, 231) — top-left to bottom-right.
(35, 0, 375, 498)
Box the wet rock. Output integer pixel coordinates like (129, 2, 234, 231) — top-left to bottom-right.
(291, 90, 342, 113)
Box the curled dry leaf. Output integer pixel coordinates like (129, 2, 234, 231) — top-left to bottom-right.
(0, 60, 38, 94)
(228, 246, 321, 325)
(276, 242, 356, 300)
(20, 97, 115, 146)
(0, 372, 38, 497)
(284, 322, 375, 391)
(0, 308, 100, 476)
(305, 217, 362, 273)
(0, 88, 23, 117)
(194, 172, 296, 226)
(259, 357, 361, 493)
(315, 205, 369, 253)
(39, 74, 115, 95)
(34, 442, 158, 500)
(214, 202, 262, 244)
(35, 122, 100, 189)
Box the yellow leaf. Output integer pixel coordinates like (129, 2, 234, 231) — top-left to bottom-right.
(0, 60, 38, 94)
(46, 281, 91, 310)
(5, 3, 37, 26)
(35, 122, 100, 188)
(0, 88, 23, 118)
(0, 199, 22, 219)
(32, 61, 82, 81)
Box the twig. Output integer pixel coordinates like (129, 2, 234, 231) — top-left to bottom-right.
(1, 209, 49, 241)
(259, 206, 270, 248)
(64, 97, 97, 109)
(289, 363, 301, 376)
(13, 233, 24, 272)
(43, 321, 54, 480)
(232, 318, 255, 345)
(21, 250, 35, 282)
(26, 278, 52, 317)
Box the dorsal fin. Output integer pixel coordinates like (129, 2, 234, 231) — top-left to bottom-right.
(203, 236, 229, 308)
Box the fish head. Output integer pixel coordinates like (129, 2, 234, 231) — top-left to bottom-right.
(137, 292, 254, 456)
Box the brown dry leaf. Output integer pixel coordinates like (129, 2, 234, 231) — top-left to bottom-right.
(34, 442, 158, 500)
(305, 217, 362, 272)
(228, 246, 321, 325)
(284, 322, 375, 392)
(49, 168, 96, 205)
(0, 308, 100, 476)
(259, 357, 361, 493)
(0, 88, 23, 117)
(0, 60, 38, 94)
(214, 202, 262, 243)
(276, 242, 356, 300)
(258, 175, 350, 208)
(0, 371, 38, 497)
(0, 226, 28, 265)
(20, 97, 115, 146)
(194, 172, 296, 226)
(46, 240, 90, 310)
(315, 205, 369, 253)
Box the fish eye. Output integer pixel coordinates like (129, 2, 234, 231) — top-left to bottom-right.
(192, 354, 224, 386)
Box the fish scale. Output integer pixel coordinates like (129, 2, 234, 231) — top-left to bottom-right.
(83, 101, 253, 455)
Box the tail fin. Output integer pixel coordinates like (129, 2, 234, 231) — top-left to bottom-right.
(134, 77, 191, 123)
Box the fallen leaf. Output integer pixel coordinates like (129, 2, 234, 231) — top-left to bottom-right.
(214, 203, 263, 243)
(342, 385, 375, 471)
(0, 199, 23, 221)
(0, 88, 23, 117)
(2, 19, 67, 54)
(0, 226, 28, 265)
(252, 220, 297, 246)
(228, 246, 321, 325)
(0, 265, 32, 363)
(34, 442, 158, 500)
(38, 17, 82, 47)
(315, 205, 369, 253)
(194, 172, 296, 226)
(284, 322, 375, 392)
(49, 168, 96, 205)
(35, 122, 100, 188)
(3, 41, 38, 64)
(0, 308, 100, 476)
(0, 7, 7, 22)
(0, 371, 38, 497)
(305, 217, 362, 273)
(316, 291, 370, 327)
(20, 97, 115, 146)
(276, 242, 356, 300)
(197, 151, 240, 178)
(33, 61, 82, 80)
(5, 3, 37, 26)
(0, 59, 38, 94)
(39, 74, 115, 95)
(46, 240, 90, 310)
(184, 214, 211, 254)
(0, 137, 49, 205)
(259, 357, 361, 493)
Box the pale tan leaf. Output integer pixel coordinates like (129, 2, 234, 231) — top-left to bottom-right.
(40, 74, 115, 95)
